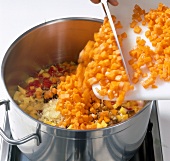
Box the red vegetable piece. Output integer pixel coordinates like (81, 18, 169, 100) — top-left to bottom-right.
(48, 66, 56, 76)
(42, 78, 52, 89)
(29, 80, 41, 88)
(56, 65, 64, 72)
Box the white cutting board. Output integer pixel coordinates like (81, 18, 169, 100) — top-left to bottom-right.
(94, 0, 170, 100)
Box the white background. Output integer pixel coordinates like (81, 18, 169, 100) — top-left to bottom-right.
(0, 1, 170, 160)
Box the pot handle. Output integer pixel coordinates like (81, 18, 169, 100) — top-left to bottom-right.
(0, 100, 41, 146)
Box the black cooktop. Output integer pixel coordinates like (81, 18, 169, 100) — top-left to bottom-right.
(1, 101, 163, 161)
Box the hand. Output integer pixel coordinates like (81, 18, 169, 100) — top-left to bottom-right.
(90, 0, 118, 6)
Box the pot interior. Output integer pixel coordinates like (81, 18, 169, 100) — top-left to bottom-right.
(2, 18, 103, 97)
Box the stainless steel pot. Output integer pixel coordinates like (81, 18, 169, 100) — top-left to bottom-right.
(0, 17, 153, 161)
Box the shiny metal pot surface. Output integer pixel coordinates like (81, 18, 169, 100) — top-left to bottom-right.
(0, 17, 153, 161)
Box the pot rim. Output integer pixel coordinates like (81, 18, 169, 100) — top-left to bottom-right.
(1, 17, 152, 133)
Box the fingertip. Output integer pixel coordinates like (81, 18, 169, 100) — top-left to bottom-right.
(90, 0, 101, 4)
(109, 0, 119, 6)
